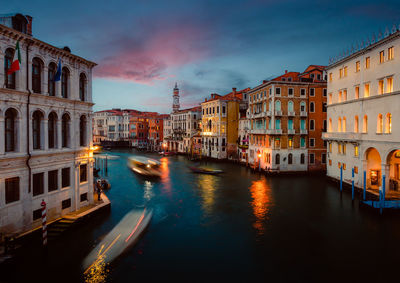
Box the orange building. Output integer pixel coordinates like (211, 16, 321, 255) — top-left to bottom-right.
(248, 65, 327, 172)
(148, 114, 169, 151)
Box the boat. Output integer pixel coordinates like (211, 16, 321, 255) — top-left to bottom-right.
(128, 156, 162, 177)
(82, 208, 153, 274)
(163, 151, 176, 156)
(188, 166, 223, 175)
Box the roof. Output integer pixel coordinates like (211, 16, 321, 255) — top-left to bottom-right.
(174, 106, 202, 113)
(203, 87, 250, 104)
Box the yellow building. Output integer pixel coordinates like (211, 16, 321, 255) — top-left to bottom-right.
(201, 88, 249, 159)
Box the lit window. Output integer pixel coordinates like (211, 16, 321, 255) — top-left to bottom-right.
(329, 93, 333, 104)
(329, 142, 332, 153)
(365, 57, 370, 69)
(354, 166, 358, 174)
(339, 91, 342, 102)
(364, 83, 370, 97)
(388, 47, 394, 60)
(355, 86, 359, 99)
(378, 80, 384, 94)
(339, 68, 343, 78)
(338, 143, 342, 154)
(386, 113, 392, 134)
(377, 114, 383, 133)
(380, 51, 385, 63)
(354, 145, 359, 157)
(344, 66, 348, 77)
(343, 89, 347, 101)
(387, 77, 393, 93)
(363, 115, 368, 133)
(356, 61, 360, 72)
(329, 73, 332, 82)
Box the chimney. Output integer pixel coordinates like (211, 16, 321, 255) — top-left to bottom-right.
(285, 70, 288, 74)
(26, 15, 33, 36)
(262, 80, 267, 84)
(232, 87, 237, 95)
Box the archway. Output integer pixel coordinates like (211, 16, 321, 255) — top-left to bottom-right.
(365, 147, 381, 190)
(386, 149, 400, 192)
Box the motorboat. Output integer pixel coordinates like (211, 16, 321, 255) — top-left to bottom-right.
(128, 156, 162, 177)
(188, 166, 223, 175)
(82, 208, 152, 275)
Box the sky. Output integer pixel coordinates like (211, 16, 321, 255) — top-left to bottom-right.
(3, 0, 400, 113)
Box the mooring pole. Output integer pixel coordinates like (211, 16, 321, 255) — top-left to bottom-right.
(340, 165, 343, 192)
(41, 199, 47, 247)
(352, 167, 355, 201)
(363, 171, 366, 200)
(383, 175, 386, 201)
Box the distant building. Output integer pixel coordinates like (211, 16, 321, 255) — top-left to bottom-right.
(129, 116, 149, 149)
(0, 14, 96, 234)
(238, 108, 250, 164)
(148, 114, 169, 152)
(323, 29, 400, 194)
(201, 88, 250, 159)
(247, 66, 327, 172)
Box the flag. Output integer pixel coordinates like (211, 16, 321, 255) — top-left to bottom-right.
(7, 41, 21, 75)
(54, 59, 62, 81)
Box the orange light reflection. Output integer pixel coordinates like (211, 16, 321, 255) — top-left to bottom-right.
(249, 177, 272, 235)
(160, 157, 171, 194)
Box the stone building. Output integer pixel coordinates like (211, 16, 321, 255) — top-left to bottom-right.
(248, 66, 327, 172)
(323, 27, 400, 194)
(148, 114, 168, 152)
(0, 14, 96, 235)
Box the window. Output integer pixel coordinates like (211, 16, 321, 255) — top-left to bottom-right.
(355, 86, 359, 99)
(329, 93, 332, 104)
(276, 88, 281, 96)
(323, 119, 327, 132)
(338, 143, 342, 154)
(5, 108, 17, 152)
(275, 100, 281, 111)
(344, 66, 348, 77)
(48, 170, 58, 192)
(300, 153, 305, 164)
(60, 167, 70, 188)
(62, 114, 70, 148)
(309, 153, 315, 164)
(222, 106, 226, 114)
(288, 153, 293, 164)
(288, 136, 293, 148)
(328, 118, 332, 132)
(288, 101, 294, 112)
(300, 137, 306, 147)
(79, 73, 86, 101)
(288, 119, 293, 130)
(323, 89, 327, 97)
(356, 61, 360, 72)
(300, 119, 306, 130)
(365, 57, 370, 69)
(310, 88, 315, 97)
(80, 193, 88, 202)
(377, 114, 383, 133)
(329, 143, 332, 153)
(80, 115, 87, 146)
(343, 89, 347, 101)
(354, 166, 359, 174)
(288, 88, 294, 96)
(5, 177, 19, 204)
(329, 73, 332, 82)
(33, 172, 44, 196)
(387, 77, 393, 93)
(32, 111, 43, 150)
(343, 144, 347, 154)
(62, 198, 71, 210)
(363, 115, 368, 133)
(339, 91, 342, 102)
(322, 103, 327, 113)
(354, 145, 359, 157)
(61, 67, 69, 98)
(300, 102, 306, 112)
(388, 47, 394, 60)
(33, 209, 42, 221)
(378, 80, 384, 94)
(4, 48, 16, 89)
(339, 68, 343, 78)
(364, 83, 370, 97)
(386, 113, 392, 134)
(309, 138, 315, 147)
(32, 58, 42, 94)
(48, 62, 57, 96)
(342, 117, 347, 132)
(354, 116, 359, 133)
(80, 164, 87, 183)
(275, 119, 281, 129)
(300, 89, 306, 96)
(48, 112, 57, 149)
(322, 153, 326, 164)
(310, 120, 315, 130)
(379, 51, 385, 63)
(310, 102, 315, 113)
(275, 154, 280, 165)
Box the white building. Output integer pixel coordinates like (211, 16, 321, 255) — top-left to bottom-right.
(0, 14, 96, 235)
(238, 109, 250, 164)
(323, 27, 400, 194)
(163, 116, 172, 142)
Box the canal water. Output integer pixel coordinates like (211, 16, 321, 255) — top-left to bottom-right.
(1, 149, 400, 282)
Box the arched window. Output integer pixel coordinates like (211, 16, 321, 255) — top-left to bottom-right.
(300, 153, 305, 164)
(310, 120, 315, 130)
(268, 99, 272, 111)
(300, 102, 306, 112)
(354, 116, 359, 133)
(4, 48, 16, 89)
(328, 118, 332, 132)
(343, 117, 347, 132)
(275, 153, 280, 165)
(363, 115, 368, 133)
(62, 113, 70, 148)
(385, 113, 392, 133)
(288, 153, 293, 164)
(288, 101, 294, 112)
(79, 73, 86, 101)
(32, 58, 42, 93)
(48, 62, 57, 96)
(310, 102, 315, 112)
(377, 114, 383, 133)
(338, 117, 342, 132)
(5, 108, 18, 152)
(32, 111, 43, 150)
(61, 67, 69, 98)
(275, 100, 281, 111)
(80, 115, 87, 146)
(48, 112, 57, 149)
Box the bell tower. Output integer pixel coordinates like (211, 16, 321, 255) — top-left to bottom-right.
(172, 82, 180, 113)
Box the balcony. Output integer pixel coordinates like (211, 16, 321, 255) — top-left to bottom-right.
(300, 129, 308, 135)
(266, 110, 272, 116)
(322, 132, 363, 141)
(267, 129, 282, 135)
(300, 111, 307, 117)
(287, 129, 295, 135)
(275, 110, 282, 116)
(287, 111, 295, 117)
(250, 128, 267, 134)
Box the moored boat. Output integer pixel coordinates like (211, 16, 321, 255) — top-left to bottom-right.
(188, 166, 223, 175)
(128, 156, 162, 177)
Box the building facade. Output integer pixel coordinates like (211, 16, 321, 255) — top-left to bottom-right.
(148, 114, 168, 152)
(0, 14, 96, 235)
(323, 29, 400, 194)
(248, 66, 327, 172)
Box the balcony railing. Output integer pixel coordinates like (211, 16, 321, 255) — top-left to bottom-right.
(287, 129, 295, 135)
(322, 132, 363, 141)
(267, 129, 282, 135)
(275, 110, 282, 116)
(287, 111, 295, 117)
(300, 129, 308, 135)
(300, 111, 307, 117)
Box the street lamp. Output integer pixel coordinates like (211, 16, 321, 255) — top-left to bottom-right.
(257, 152, 262, 172)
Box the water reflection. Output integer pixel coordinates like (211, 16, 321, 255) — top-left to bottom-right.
(144, 181, 154, 201)
(249, 177, 272, 235)
(197, 175, 217, 215)
(160, 157, 171, 194)
(84, 256, 109, 283)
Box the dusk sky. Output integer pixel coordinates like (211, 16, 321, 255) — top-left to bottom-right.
(4, 0, 400, 113)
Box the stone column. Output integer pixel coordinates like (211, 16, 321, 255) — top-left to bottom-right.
(57, 119, 62, 149)
(43, 66, 49, 95)
(0, 117, 4, 155)
(43, 119, 49, 150)
(73, 162, 80, 211)
(29, 117, 33, 152)
(0, 49, 4, 87)
(362, 159, 368, 188)
(382, 163, 390, 196)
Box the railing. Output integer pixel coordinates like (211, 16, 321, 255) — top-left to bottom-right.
(287, 111, 295, 117)
(300, 111, 307, 117)
(322, 132, 363, 140)
(287, 129, 295, 135)
(267, 129, 282, 135)
(275, 110, 282, 116)
(300, 129, 308, 135)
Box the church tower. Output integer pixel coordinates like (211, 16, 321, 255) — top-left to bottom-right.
(172, 82, 180, 113)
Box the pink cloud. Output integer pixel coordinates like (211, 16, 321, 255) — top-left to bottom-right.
(94, 24, 211, 84)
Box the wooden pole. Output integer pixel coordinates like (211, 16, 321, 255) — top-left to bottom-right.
(352, 167, 354, 201)
(340, 165, 343, 192)
(363, 171, 366, 200)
